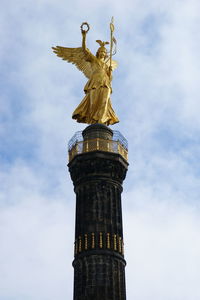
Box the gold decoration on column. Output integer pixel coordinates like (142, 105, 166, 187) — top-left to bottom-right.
(107, 233, 110, 249)
(99, 232, 103, 248)
(75, 233, 124, 254)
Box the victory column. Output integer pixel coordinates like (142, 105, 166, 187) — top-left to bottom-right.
(53, 19, 129, 300)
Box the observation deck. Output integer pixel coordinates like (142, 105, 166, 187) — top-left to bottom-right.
(68, 124, 128, 162)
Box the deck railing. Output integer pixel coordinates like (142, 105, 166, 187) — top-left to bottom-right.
(68, 137, 128, 162)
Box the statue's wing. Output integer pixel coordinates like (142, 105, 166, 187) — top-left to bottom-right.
(105, 59, 118, 70)
(52, 46, 93, 79)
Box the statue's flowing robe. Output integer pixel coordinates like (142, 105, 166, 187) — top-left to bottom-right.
(72, 52, 119, 125)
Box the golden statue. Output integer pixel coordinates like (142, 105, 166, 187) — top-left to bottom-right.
(52, 20, 119, 125)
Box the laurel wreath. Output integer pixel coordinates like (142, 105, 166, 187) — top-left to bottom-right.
(80, 22, 90, 33)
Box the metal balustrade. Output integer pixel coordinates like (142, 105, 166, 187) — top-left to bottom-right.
(68, 137, 128, 162)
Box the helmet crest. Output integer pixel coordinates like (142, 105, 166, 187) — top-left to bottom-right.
(96, 40, 109, 47)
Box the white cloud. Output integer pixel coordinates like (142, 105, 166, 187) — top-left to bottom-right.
(0, 161, 74, 299)
(125, 203, 200, 300)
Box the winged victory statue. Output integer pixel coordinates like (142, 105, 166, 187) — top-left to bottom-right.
(52, 20, 119, 125)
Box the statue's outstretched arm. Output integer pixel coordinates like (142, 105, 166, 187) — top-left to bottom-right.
(81, 26, 95, 62)
(81, 30, 87, 52)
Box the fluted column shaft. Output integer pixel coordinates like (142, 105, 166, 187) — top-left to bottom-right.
(68, 125, 128, 300)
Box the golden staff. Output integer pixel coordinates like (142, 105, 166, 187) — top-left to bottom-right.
(109, 16, 115, 69)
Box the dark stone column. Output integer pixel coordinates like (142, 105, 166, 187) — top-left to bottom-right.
(68, 124, 128, 300)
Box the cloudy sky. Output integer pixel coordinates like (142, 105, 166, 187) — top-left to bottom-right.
(1, 0, 200, 299)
